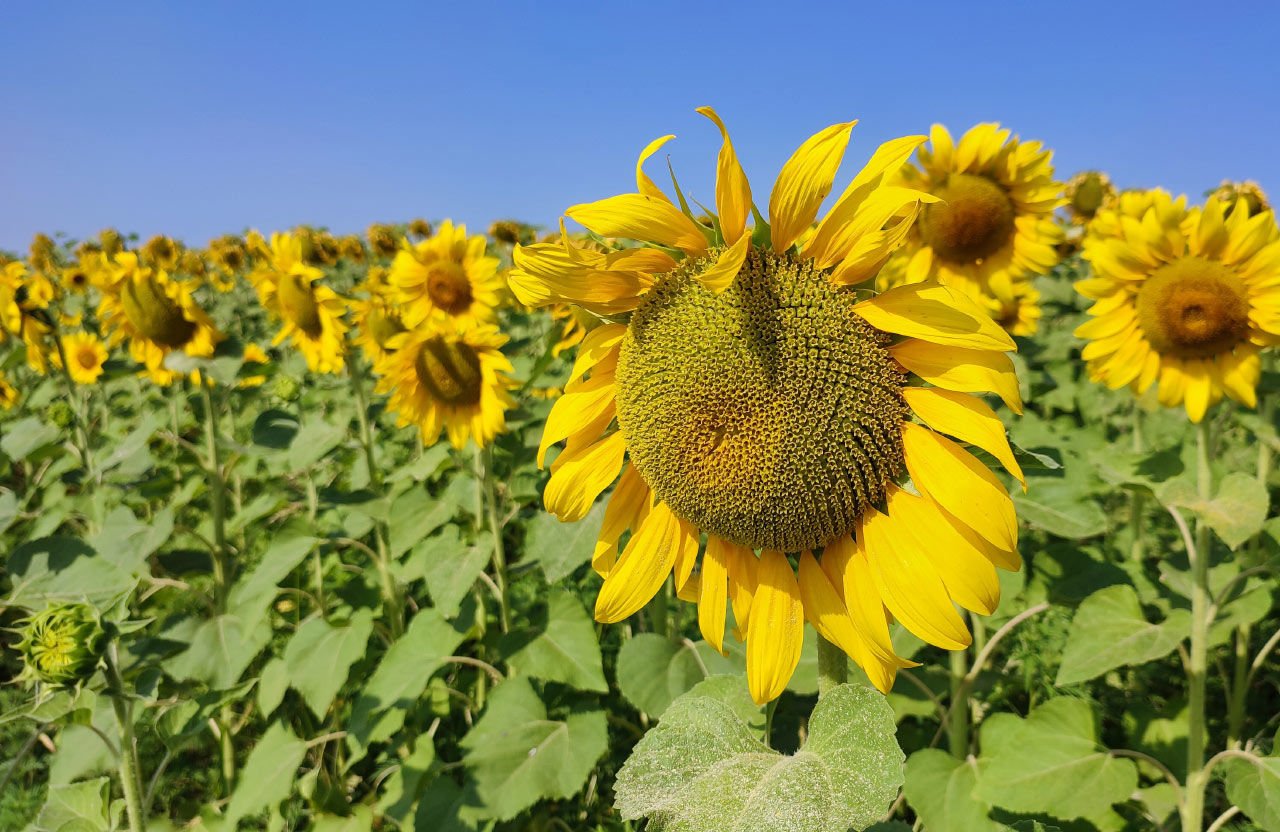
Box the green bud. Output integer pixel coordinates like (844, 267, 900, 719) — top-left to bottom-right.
(14, 602, 106, 687)
(44, 400, 75, 429)
(272, 374, 302, 402)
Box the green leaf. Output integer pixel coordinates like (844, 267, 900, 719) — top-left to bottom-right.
(1224, 754, 1280, 830)
(522, 502, 606, 583)
(287, 417, 347, 471)
(225, 722, 308, 827)
(460, 677, 608, 820)
(1013, 479, 1108, 539)
(616, 633, 740, 718)
(1089, 446, 1183, 492)
(387, 487, 456, 559)
(375, 741, 436, 823)
(30, 777, 115, 832)
(413, 777, 486, 832)
(1056, 585, 1190, 685)
(682, 675, 766, 739)
(311, 807, 373, 832)
(226, 533, 317, 623)
(614, 684, 903, 832)
(283, 610, 375, 718)
(1, 416, 61, 461)
(166, 613, 272, 690)
(346, 601, 473, 763)
(257, 658, 289, 716)
(904, 749, 1004, 832)
(500, 590, 607, 692)
(411, 526, 490, 617)
(1158, 471, 1269, 549)
(974, 698, 1137, 820)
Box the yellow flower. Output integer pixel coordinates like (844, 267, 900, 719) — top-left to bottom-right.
(1076, 189, 1280, 423)
(510, 108, 1025, 704)
(97, 253, 224, 385)
(141, 235, 182, 270)
(1, 262, 55, 374)
(367, 223, 399, 258)
(374, 320, 515, 449)
(339, 235, 367, 263)
(488, 220, 523, 245)
(883, 123, 1064, 297)
(59, 332, 109, 384)
(408, 218, 433, 239)
(237, 343, 270, 388)
(98, 229, 124, 257)
(984, 277, 1042, 337)
(30, 233, 58, 273)
(61, 263, 93, 294)
(1063, 170, 1117, 224)
(1209, 180, 1270, 218)
(389, 221, 502, 329)
(0, 373, 17, 409)
(352, 294, 408, 365)
(249, 232, 349, 374)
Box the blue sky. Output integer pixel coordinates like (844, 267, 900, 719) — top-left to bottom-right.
(2, 1, 1277, 251)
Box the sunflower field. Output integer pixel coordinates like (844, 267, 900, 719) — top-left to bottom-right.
(1, 116, 1278, 832)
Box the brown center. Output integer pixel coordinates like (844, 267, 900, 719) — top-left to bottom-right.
(277, 273, 324, 337)
(426, 263, 473, 315)
(76, 347, 98, 370)
(414, 337, 483, 406)
(1136, 257, 1251, 358)
(120, 277, 197, 348)
(919, 173, 1016, 264)
(368, 307, 406, 348)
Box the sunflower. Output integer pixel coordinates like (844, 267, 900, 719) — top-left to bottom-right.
(0, 372, 17, 409)
(883, 123, 1063, 298)
(97, 253, 223, 384)
(207, 235, 248, 292)
(367, 223, 399, 259)
(388, 220, 502, 329)
(984, 276, 1042, 337)
(351, 290, 408, 364)
(29, 233, 59, 273)
(339, 235, 367, 263)
(1209, 180, 1270, 218)
(61, 262, 94, 294)
(1076, 189, 1280, 422)
(249, 232, 349, 374)
(374, 320, 515, 449)
(1063, 170, 1116, 224)
(1, 262, 54, 373)
(141, 235, 182, 270)
(59, 332, 109, 384)
(509, 108, 1025, 704)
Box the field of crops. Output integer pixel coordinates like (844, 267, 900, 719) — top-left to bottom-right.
(0, 116, 1277, 832)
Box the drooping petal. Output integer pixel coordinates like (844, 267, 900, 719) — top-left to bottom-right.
(699, 536, 732, 654)
(697, 107, 752, 244)
(509, 243, 652, 314)
(537, 375, 616, 467)
(595, 501, 682, 623)
(637, 135, 677, 202)
(746, 550, 805, 705)
(567, 324, 626, 389)
(544, 430, 626, 522)
(672, 518, 701, 593)
(592, 464, 651, 577)
(725, 542, 758, 638)
(855, 281, 1017, 352)
(769, 120, 857, 253)
(902, 387, 1024, 486)
(891, 339, 1023, 414)
(693, 233, 751, 294)
(567, 194, 707, 256)
(901, 422, 1017, 553)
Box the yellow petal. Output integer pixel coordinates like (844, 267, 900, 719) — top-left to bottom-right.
(595, 501, 681, 623)
(538, 377, 616, 467)
(593, 464, 651, 577)
(567, 324, 626, 389)
(567, 194, 707, 256)
(697, 107, 752, 244)
(823, 533, 917, 689)
(902, 387, 1024, 486)
(725, 542, 758, 638)
(891, 339, 1022, 414)
(862, 505, 971, 650)
(769, 120, 857, 253)
(636, 135, 676, 203)
(544, 431, 626, 522)
(746, 550, 805, 705)
(699, 537, 732, 654)
(902, 422, 1017, 552)
(672, 518, 701, 592)
(855, 281, 1016, 352)
(693, 233, 751, 293)
(509, 243, 651, 314)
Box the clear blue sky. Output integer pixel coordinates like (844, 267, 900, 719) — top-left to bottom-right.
(2, 1, 1277, 251)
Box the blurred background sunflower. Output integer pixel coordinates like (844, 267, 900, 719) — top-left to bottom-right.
(249, 231, 348, 374)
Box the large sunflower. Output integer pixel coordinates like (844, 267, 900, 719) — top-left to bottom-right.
(97, 253, 223, 384)
(373, 321, 515, 449)
(351, 275, 408, 365)
(1075, 189, 1280, 422)
(883, 123, 1063, 297)
(250, 232, 349, 374)
(510, 109, 1025, 704)
(388, 220, 502, 329)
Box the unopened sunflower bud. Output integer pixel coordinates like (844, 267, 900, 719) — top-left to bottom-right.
(272, 374, 302, 402)
(14, 602, 106, 687)
(45, 400, 75, 428)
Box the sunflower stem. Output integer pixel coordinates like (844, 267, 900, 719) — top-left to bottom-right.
(105, 644, 147, 832)
(475, 445, 510, 634)
(815, 634, 847, 698)
(1129, 401, 1146, 563)
(51, 331, 96, 484)
(947, 643, 970, 759)
(1181, 418, 1214, 832)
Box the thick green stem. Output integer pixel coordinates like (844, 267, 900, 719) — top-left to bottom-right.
(51, 334, 96, 482)
(948, 644, 970, 759)
(475, 445, 510, 634)
(1129, 402, 1147, 562)
(1181, 419, 1213, 832)
(1226, 623, 1250, 748)
(199, 381, 231, 611)
(815, 634, 847, 698)
(105, 646, 146, 832)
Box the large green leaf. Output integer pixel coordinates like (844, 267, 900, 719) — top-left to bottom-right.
(165, 613, 273, 690)
(1056, 585, 1189, 685)
(224, 722, 308, 827)
(28, 776, 119, 832)
(283, 610, 375, 718)
(614, 684, 903, 832)
(974, 698, 1137, 820)
(346, 601, 473, 762)
(500, 590, 607, 692)
(522, 502, 606, 583)
(410, 526, 490, 617)
(1, 416, 61, 461)
(1158, 471, 1269, 549)
(460, 677, 608, 820)
(287, 416, 348, 471)
(226, 533, 318, 623)
(616, 633, 739, 718)
(1224, 754, 1280, 830)
(387, 486, 456, 559)
(903, 749, 1004, 832)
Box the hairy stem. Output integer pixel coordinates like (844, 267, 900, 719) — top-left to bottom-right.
(815, 634, 847, 698)
(1181, 419, 1214, 832)
(105, 645, 147, 832)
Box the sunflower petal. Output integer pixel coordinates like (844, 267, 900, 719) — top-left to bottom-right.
(593, 464, 651, 577)
(538, 377, 616, 468)
(699, 537, 732, 654)
(891, 340, 1023, 414)
(902, 387, 1024, 486)
(855, 281, 1016, 352)
(902, 422, 1017, 552)
(567, 194, 707, 256)
(637, 135, 677, 203)
(697, 107, 752, 244)
(595, 501, 681, 623)
(567, 324, 626, 389)
(694, 233, 751, 293)
(544, 431, 626, 522)
(769, 120, 857, 253)
(746, 550, 805, 705)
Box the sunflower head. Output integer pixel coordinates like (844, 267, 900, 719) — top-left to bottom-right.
(29, 233, 58, 273)
(62, 264, 92, 294)
(14, 602, 106, 688)
(61, 332, 109, 384)
(98, 229, 124, 257)
(250, 233, 348, 374)
(367, 223, 400, 258)
(1064, 170, 1116, 222)
(388, 220, 502, 328)
(488, 220, 523, 245)
(339, 235, 367, 263)
(142, 235, 182, 270)
(0, 373, 18, 409)
(511, 108, 1026, 704)
(408, 218, 433, 239)
(1209, 179, 1270, 218)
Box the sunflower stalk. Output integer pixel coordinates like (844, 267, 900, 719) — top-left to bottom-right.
(50, 329, 97, 484)
(1129, 401, 1146, 562)
(104, 643, 147, 832)
(474, 445, 510, 634)
(815, 634, 847, 697)
(1180, 418, 1214, 832)
(947, 642, 970, 759)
